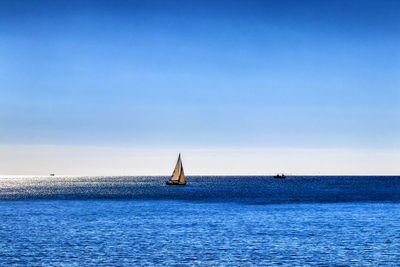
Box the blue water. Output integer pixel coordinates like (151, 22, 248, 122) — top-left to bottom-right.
(0, 176, 399, 266)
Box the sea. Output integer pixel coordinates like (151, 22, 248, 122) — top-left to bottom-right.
(0, 176, 399, 266)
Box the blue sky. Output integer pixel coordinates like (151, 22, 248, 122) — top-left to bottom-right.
(0, 0, 399, 174)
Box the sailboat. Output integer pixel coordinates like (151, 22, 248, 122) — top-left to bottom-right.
(274, 173, 286, 179)
(166, 154, 186, 186)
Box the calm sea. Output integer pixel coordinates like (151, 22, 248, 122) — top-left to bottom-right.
(0, 176, 399, 266)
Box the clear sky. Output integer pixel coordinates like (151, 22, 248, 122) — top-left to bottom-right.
(0, 0, 399, 175)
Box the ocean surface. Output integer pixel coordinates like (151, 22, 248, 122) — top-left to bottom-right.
(0, 176, 399, 266)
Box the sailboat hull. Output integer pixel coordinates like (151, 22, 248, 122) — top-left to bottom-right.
(166, 181, 186, 186)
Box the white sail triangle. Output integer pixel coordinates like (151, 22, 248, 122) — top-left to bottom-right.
(178, 164, 185, 184)
(170, 154, 181, 181)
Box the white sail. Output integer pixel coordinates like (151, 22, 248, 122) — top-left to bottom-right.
(178, 164, 185, 184)
(170, 154, 181, 181)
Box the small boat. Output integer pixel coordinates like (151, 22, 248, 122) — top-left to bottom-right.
(274, 174, 286, 179)
(50, 173, 55, 177)
(166, 154, 186, 186)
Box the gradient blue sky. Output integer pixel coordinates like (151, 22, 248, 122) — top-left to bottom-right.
(0, 0, 399, 174)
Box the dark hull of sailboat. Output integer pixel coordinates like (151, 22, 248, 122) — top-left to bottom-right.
(166, 181, 186, 186)
(274, 175, 286, 179)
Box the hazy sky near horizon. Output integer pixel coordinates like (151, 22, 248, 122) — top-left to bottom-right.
(1, 0, 399, 174)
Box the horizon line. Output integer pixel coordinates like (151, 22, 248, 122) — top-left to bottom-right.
(1, 174, 399, 178)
